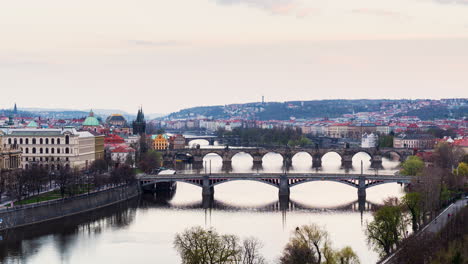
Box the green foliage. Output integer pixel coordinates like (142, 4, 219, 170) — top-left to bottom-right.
(218, 127, 306, 147)
(378, 135, 394, 148)
(402, 192, 422, 231)
(173, 226, 265, 264)
(394, 105, 468, 120)
(401, 156, 424, 176)
(366, 203, 408, 257)
(454, 162, 468, 177)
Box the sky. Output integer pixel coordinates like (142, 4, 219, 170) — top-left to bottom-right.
(1, 0, 468, 114)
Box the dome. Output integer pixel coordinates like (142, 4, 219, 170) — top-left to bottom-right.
(27, 120, 38, 128)
(83, 116, 100, 126)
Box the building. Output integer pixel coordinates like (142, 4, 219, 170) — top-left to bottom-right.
(133, 107, 146, 135)
(152, 134, 169, 150)
(327, 124, 349, 138)
(111, 145, 135, 167)
(169, 134, 186, 150)
(393, 133, 436, 149)
(0, 128, 102, 170)
(106, 114, 127, 127)
(348, 124, 377, 139)
(0, 143, 21, 170)
(361, 133, 378, 148)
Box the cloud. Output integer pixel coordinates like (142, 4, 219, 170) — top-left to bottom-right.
(215, 0, 316, 17)
(128, 40, 187, 47)
(352, 8, 410, 19)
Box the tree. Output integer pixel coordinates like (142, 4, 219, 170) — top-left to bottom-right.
(280, 224, 359, 264)
(432, 142, 464, 169)
(173, 226, 265, 264)
(138, 150, 162, 173)
(401, 156, 424, 176)
(454, 162, 468, 178)
(402, 192, 422, 231)
(365, 203, 408, 257)
(378, 135, 394, 148)
(335, 247, 360, 264)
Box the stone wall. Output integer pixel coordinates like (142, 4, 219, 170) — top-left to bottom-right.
(0, 184, 140, 231)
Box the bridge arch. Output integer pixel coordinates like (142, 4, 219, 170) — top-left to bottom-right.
(261, 152, 284, 161)
(140, 179, 203, 188)
(290, 178, 359, 189)
(210, 178, 279, 189)
(351, 150, 373, 160)
(188, 139, 210, 147)
(381, 150, 403, 161)
(291, 151, 313, 167)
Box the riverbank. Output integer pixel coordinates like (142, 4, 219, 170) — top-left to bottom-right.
(0, 183, 141, 231)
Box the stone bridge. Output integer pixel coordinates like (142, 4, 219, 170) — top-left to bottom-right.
(162, 147, 413, 170)
(139, 172, 412, 208)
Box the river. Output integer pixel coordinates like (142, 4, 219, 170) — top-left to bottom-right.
(0, 141, 404, 264)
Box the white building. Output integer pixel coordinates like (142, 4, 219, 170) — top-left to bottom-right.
(0, 128, 101, 170)
(361, 133, 378, 148)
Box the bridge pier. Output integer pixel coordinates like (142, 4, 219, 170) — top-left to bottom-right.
(341, 155, 353, 169)
(193, 155, 204, 169)
(278, 175, 290, 199)
(253, 154, 263, 166)
(312, 154, 322, 168)
(370, 155, 383, 169)
(202, 176, 214, 201)
(357, 177, 366, 206)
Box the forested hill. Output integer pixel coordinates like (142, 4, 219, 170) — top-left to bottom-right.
(167, 99, 387, 120)
(165, 99, 468, 121)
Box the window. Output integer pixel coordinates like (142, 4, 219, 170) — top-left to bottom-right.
(65, 147, 70, 154)
(8, 138, 11, 144)
(32, 138, 36, 144)
(40, 157, 43, 161)
(51, 157, 54, 161)
(40, 148, 43, 154)
(40, 138, 43, 144)
(66, 157, 69, 161)
(46, 138, 49, 144)
(51, 138, 55, 144)
(45, 157, 48, 161)
(51, 148, 55, 154)
(20, 138, 23, 144)
(26, 138, 29, 144)
(25, 148, 29, 154)
(45, 148, 49, 154)
(57, 148, 60, 154)
(57, 138, 61, 144)
(32, 147, 36, 154)
(65, 135, 70, 144)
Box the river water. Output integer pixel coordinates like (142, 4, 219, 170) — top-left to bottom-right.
(0, 141, 404, 264)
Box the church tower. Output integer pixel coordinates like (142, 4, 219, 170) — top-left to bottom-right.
(132, 107, 146, 135)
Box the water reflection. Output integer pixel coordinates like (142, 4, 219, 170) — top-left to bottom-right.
(0, 146, 405, 264)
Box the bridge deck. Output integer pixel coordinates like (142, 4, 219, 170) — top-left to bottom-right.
(139, 173, 412, 182)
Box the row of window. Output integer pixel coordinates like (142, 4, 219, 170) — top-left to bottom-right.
(24, 163, 70, 170)
(24, 157, 69, 162)
(8, 135, 70, 145)
(22, 147, 72, 154)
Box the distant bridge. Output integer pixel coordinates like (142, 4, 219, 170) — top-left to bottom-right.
(162, 147, 414, 170)
(138, 172, 412, 207)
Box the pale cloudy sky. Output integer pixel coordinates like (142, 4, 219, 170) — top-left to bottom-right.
(1, 0, 467, 114)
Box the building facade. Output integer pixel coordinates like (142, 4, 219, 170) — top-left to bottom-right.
(393, 133, 436, 149)
(0, 128, 102, 170)
(0, 144, 21, 170)
(153, 134, 169, 150)
(361, 133, 378, 148)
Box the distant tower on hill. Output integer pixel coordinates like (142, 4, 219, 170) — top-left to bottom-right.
(13, 103, 17, 115)
(133, 107, 146, 135)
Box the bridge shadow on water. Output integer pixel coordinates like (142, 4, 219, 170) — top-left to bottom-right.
(139, 191, 381, 213)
